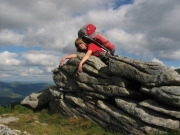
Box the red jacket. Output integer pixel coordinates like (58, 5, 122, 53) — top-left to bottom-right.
(88, 43, 103, 57)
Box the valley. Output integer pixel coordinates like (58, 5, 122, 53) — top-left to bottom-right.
(0, 81, 54, 106)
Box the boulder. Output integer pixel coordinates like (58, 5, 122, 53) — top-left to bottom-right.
(21, 53, 180, 135)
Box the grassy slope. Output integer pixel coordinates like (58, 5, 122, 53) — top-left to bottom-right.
(1, 105, 121, 135)
(1, 104, 179, 134)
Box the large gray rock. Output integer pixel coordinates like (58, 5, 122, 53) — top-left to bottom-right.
(21, 54, 180, 135)
(21, 87, 51, 109)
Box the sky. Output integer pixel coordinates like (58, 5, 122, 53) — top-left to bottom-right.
(0, 0, 180, 82)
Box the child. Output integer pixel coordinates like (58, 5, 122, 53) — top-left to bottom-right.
(59, 37, 104, 72)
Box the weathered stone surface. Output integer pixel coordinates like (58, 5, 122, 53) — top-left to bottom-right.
(21, 87, 51, 109)
(139, 99, 180, 119)
(21, 93, 42, 108)
(73, 71, 113, 85)
(82, 91, 109, 100)
(0, 117, 20, 135)
(109, 56, 180, 87)
(110, 76, 139, 88)
(21, 54, 180, 134)
(97, 100, 167, 134)
(115, 98, 180, 130)
(0, 116, 19, 124)
(0, 124, 19, 135)
(141, 86, 180, 107)
(65, 93, 143, 134)
(52, 68, 79, 92)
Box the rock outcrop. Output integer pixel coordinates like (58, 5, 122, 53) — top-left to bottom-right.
(21, 53, 180, 135)
(0, 116, 20, 135)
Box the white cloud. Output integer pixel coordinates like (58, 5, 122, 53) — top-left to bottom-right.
(20, 68, 44, 76)
(170, 66, 180, 70)
(1, 0, 179, 59)
(0, 51, 58, 81)
(0, 0, 180, 81)
(151, 58, 165, 66)
(170, 66, 176, 70)
(158, 50, 180, 61)
(0, 29, 24, 45)
(106, 28, 149, 55)
(0, 51, 21, 65)
(121, 0, 180, 53)
(21, 51, 60, 66)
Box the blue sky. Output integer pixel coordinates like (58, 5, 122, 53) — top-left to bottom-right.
(0, 0, 180, 82)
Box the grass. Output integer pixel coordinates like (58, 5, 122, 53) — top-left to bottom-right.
(0, 105, 121, 135)
(1, 105, 180, 135)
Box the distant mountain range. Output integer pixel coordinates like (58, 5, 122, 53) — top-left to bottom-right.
(0, 81, 55, 106)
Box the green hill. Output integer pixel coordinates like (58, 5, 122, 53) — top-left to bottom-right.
(175, 68, 180, 74)
(0, 81, 54, 106)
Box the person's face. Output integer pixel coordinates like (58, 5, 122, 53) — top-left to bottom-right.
(78, 43, 87, 50)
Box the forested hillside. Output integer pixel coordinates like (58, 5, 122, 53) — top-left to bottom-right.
(0, 81, 54, 106)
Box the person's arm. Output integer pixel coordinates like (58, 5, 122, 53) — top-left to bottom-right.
(78, 50, 92, 72)
(59, 53, 77, 66)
